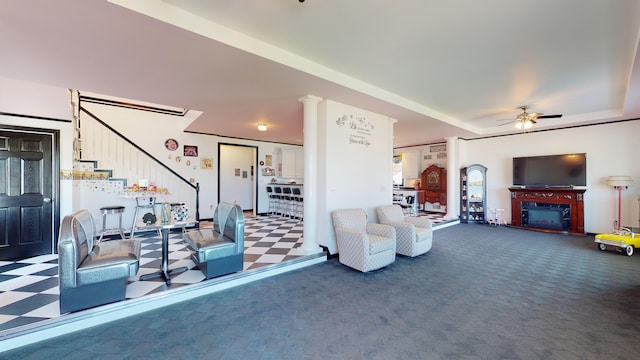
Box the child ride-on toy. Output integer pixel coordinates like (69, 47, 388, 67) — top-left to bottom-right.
(595, 228, 638, 256)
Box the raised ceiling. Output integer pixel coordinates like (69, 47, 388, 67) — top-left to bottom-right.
(1, 0, 639, 147)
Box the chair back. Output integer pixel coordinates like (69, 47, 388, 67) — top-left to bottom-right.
(213, 202, 245, 252)
(266, 186, 273, 194)
(332, 208, 367, 233)
(377, 205, 405, 223)
(58, 209, 96, 288)
(292, 187, 301, 196)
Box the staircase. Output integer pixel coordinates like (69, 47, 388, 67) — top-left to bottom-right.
(73, 107, 199, 233)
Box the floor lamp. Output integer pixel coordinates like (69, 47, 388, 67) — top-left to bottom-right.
(606, 176, 633, 231)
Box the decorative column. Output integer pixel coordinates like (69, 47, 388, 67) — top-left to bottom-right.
(297, 95, 323, 254)
(445, 136, 458, 219)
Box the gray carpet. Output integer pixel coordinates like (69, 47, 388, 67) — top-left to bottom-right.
(3, 224, 640, 359)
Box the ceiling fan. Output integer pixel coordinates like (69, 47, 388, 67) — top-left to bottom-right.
(501, 105, 563, 129)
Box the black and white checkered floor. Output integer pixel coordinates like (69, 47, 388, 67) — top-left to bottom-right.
(0, 212, 448, 333)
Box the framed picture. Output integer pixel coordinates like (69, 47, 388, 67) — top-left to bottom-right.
(201, 158, 213, 169)
(235, 168, 240, 176)
(265, 155, 272, 166)
(430, 144, 446, 153)
(183, 145, 198, 157)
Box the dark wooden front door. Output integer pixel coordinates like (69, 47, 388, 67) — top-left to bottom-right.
(0, 129, 54, 260)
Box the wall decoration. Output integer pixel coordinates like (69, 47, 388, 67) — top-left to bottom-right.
(424, 154, 433, 160)
(336, 114, 374, 147)
(265, 155, 272, 166)
(175, 156, 181, 163)
(183, 145, 198, 157)
(165, 138, 179, 151)
(437, 152, 447, 159)
(186, 160, 191, 166)
(242, 171, 247, 179)
(201, 158, 213, 169)
(430, 144, 446, 152)
(235, 168, 240, 176)
(262, 167, 275, 176)
(259, 160, 265, 166)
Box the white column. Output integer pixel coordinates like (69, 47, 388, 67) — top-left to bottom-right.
(445, 136, 458, 220)
(297, 95, 323, 254)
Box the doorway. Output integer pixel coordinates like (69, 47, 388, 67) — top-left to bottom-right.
(0, 127, 58, 260)
(218, 144, 257, 213)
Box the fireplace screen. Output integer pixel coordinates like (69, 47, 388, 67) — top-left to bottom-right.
(521, 202, 570, 231)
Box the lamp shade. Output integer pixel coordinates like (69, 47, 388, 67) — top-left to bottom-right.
(606, 176, 633, 187)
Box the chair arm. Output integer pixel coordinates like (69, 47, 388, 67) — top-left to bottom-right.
(366, 223, 396, 239)
(335, 227, 369, 252)
(405, 216, 432, 230)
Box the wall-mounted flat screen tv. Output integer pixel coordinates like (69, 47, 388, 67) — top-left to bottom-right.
(513, 153, 586, 187)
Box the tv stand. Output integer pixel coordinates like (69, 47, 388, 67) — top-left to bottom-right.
(509, 187, 586, 235)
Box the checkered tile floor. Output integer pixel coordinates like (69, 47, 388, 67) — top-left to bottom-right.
(0, 212, 447, 334)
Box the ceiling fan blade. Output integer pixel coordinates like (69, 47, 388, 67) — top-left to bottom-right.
(537, 114, 562, 119)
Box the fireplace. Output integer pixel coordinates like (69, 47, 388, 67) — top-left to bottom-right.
(509, 187, 585, 235)
(521, 202, 570, 231)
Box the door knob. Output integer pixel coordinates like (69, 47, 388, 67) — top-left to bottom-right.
(43, 197, 52, 203)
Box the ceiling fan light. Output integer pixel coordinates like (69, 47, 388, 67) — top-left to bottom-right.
(524, 120, 533, 129)
(514, 121, 523, 129)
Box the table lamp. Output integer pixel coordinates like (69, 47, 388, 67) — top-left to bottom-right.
(606, 176, 633, 230)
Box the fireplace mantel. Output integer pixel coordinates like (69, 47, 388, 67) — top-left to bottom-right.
(509, 187, 586, 235)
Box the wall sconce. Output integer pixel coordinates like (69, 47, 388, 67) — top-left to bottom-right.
(257, 124, 268, 131)
(606, 176, 634, 230)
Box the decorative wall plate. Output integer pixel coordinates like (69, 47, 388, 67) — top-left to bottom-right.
(165, 138, 179, 151)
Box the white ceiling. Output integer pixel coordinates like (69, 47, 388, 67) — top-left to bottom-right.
(1, 0, 640, 147)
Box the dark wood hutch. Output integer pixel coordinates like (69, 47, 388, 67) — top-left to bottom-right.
(421, 165, 447, 205)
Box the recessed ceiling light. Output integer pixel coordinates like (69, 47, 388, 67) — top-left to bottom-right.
(257, 124, 268, 131)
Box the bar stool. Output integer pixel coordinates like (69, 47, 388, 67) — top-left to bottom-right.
(98, 205, 126, 242)
(274, 186, 285, 217)
(266, 185, 278, 216)
(292, 187, 303, 220)
(130, 196, 157, 239)
(282, 187, 294, 218)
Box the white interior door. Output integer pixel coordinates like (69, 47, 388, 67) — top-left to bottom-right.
(219, 144, 256, 211)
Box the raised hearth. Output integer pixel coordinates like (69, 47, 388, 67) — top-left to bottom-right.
(509, 187, 585, 235)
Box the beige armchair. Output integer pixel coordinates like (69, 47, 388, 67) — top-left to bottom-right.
(376, 205, 433, 257)
(331, 208, 396, 272)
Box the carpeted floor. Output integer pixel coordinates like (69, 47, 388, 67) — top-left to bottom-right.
(3, 223, 640, 359)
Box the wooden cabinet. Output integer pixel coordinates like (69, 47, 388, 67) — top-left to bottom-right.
(278, 147, 304, 179)
(421, 165, 447, 205)
(460, 164, 487, 224)
(401, 151, 419, 179)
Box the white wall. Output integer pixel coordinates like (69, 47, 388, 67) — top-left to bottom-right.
(459, 120, 640, 233)
(317, 99, 395, 253)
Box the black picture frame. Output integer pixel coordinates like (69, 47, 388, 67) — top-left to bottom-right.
(183, 145, 198, 157)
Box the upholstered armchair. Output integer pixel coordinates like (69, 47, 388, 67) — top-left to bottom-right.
(331, 208, 396, 272)
(376, 205, 433, 257)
